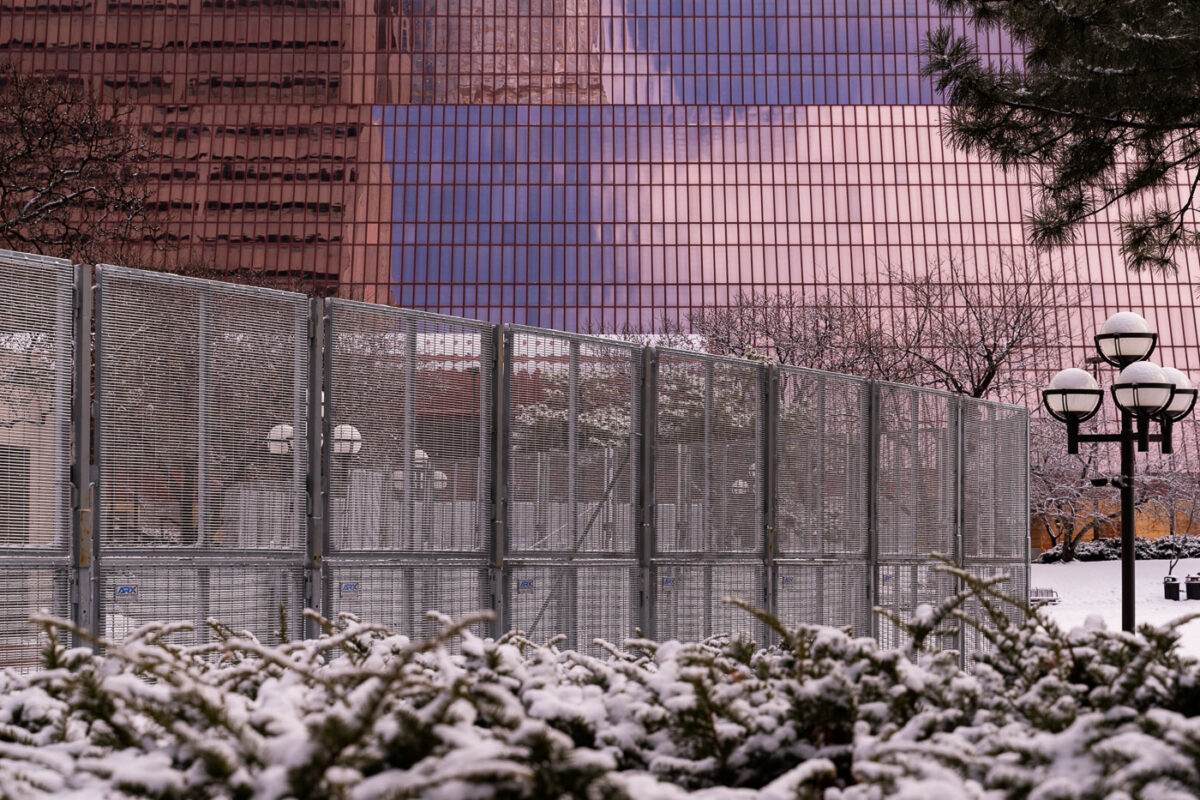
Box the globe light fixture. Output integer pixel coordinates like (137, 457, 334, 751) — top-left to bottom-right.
(1094, 311, 1157, 368)
(392, 450, 446, 494)
(1159, 368, 1197, 423)
(1042, 311, 1196, 633)
(266, 423, 294, 455)
(1110, 360, 1175, 417)
(332, 424, 362, 455)
(1042, 368, 1103, 423)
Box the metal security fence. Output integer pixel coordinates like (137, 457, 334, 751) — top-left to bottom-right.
(322, 301, 495, 644)
(503, 328, 642, 654)
(0, 251, 74, 668)
(652, 349, 765, 557)
(774, 366, 873, 635)
(93, 264, 311, 648)
(873, 384, 961, 651)
(0, 252, 1030, 670)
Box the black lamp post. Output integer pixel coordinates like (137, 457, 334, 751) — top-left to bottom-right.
(1042, 312, 1196, 632)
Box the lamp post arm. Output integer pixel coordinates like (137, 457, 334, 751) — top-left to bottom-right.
(1074, 433, 1126, 444)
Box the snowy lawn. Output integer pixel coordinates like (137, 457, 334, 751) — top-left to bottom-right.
(1032, 556, 1200, 655)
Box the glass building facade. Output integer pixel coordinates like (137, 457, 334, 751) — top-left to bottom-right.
(3, 1, 1198, 371)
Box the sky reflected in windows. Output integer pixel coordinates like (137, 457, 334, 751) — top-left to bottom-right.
(386, 1, 1198, 365)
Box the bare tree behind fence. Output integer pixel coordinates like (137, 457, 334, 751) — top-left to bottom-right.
(0, 252, 1030, 669)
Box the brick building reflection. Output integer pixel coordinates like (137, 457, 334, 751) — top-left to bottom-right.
(2, 0, 411, 301)
(1, 0, 611, 300)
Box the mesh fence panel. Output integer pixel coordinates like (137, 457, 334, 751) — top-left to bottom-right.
(0, 251, 72, 554)
(776, 367, 870, 558)
(101, 562, 304, 648)
(326, 561, 491, 640)
(326, 302, 493, 554)
(0, 251, 73, 669)
(775, 561, 870, 635)
(961, 399, 1030, 562)
(654, 351, 763, 556)
(875, 386, 958, 560)
(653, 562, 765, 643)
(95, 265, 309, 553)
(962, 562, 1028, 667)
(508, 329, 640, 556)
(874, 562, 959, 652)
(507, 562, 639, 653)
(0, 565, 70, 672)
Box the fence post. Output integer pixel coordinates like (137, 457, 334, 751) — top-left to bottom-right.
(304, 298, 326, 639)
(71, 264, 97, 642)
(955, 397, 967, 666)
(1024, 410, 1032, 609)
(638, 346, 658, 639)
(866, 381, 880, 641)
(90, 269, 107, 644)
(489, 325, 511, 639)
(402, 317, 417, 550)
(763, 364, 779, 640)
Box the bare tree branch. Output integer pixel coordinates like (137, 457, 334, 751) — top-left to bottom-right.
(0, 63, 164, 263)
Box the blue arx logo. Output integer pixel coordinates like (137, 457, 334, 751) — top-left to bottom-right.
(340, 582, 360, 596)
(114, 585, 138, 600)
(662, 577, 676, 589)
(517, 579, 535, 593)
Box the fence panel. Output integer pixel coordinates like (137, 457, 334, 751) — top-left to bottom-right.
(961, 399, 1030, 563)
(775, 561, 871, 635)
(325, 301, 493, 556)
(653, 562, 766, 643)
(505, 562, 639, 653)
(654, 350, 763, 557)
(874, 561, 959, 651)
(326, 561, 491, 640)
(874, 385, 959, 561)
(961, 561, 1028, 665)
(503, 328, 641, 650)
(101, 562, 304, 647)
(94, 265, 309, 645)
(507, 328, 640, 557)
(776, 368, 871, 558)
(0, 250, 74, 670)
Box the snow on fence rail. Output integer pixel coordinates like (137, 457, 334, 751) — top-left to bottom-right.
(0, 250, 1031, 669)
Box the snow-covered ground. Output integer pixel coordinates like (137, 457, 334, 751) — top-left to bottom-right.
(1032, 557, 1200, 655)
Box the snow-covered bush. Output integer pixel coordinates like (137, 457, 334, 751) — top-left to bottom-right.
(1038, 534, 1200, 563)
(3, 567, 1200, 799)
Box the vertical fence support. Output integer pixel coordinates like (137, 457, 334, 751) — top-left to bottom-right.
(638, 346, 658, 639)
(197, 290, 208, 547)
(304, 299, 326, 638)
(1024, 411, 1032, 608)
(568, 340, 579, 547)
(703, 360, 714, 549)
(954, 397, 967, 666)
(763, 364, 779, 640)
(71, 264, 97, 641)
(90, 270, 106, 643)
(402, 317, 417, 551)
(489, 325, 510, 639)
(866, 382, 881, 641)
